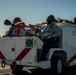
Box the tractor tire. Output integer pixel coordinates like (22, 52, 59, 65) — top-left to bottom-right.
(51, 57, 64, 75)
(10, 65, 24, 74)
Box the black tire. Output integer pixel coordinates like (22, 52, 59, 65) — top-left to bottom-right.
(10, 65, 24, 74)
(51, 57, 64, 75)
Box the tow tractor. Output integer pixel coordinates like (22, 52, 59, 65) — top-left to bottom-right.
(0, 19, 76, 74)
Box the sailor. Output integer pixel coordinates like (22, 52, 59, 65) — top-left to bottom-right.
(12, 17, 28, 36)
(40, 15, 61, 61)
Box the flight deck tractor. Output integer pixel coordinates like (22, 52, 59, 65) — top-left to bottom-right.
(0, 20, 76, 74)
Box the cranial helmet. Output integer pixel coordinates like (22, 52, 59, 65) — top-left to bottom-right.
(46, 15, 55, 24)
(74, 17, 76, 23)
(13, 17, 22, 24)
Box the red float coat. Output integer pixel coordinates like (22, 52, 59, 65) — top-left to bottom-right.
(8, 22, 29, 36)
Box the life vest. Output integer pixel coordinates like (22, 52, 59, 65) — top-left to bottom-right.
(8, 22, 28, 36)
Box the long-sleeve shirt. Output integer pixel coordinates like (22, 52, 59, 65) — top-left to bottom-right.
(41, 23, 61, 39)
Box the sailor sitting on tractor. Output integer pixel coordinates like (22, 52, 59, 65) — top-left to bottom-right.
(4, 17, 29, 37)
(40, 15, 61, 61)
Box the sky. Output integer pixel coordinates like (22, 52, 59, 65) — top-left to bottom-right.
(0, 0, 76, 36)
